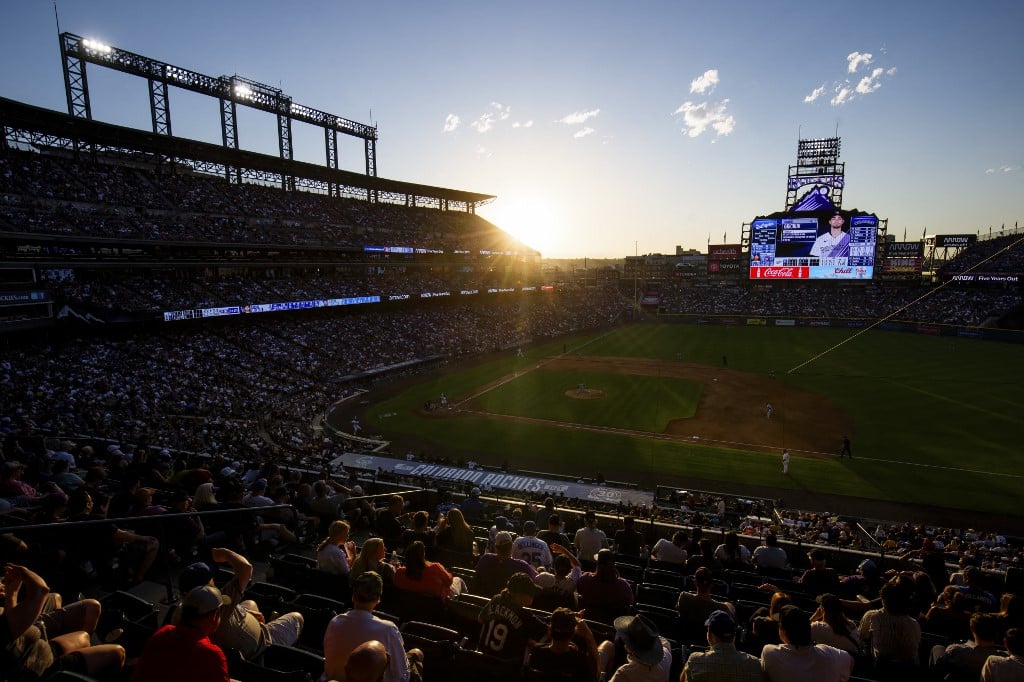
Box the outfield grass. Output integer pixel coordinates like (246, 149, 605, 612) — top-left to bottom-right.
(361, 324, 1024, 516)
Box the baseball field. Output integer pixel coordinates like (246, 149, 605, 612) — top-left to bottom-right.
(346, 323, 1024, 525)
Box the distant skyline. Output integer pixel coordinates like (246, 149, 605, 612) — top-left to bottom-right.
(1, 1, 1021, 258)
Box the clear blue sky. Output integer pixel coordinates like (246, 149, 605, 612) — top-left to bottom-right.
(2, 1, 1021, 258)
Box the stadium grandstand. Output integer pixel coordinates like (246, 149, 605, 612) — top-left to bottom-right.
(2, 39, 1024, 682)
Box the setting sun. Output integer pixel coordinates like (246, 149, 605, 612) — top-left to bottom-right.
(480, 197, 557, 256)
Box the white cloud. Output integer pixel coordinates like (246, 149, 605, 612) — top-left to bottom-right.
(985, 168, 996, 174)
(847, 51, 873, 73)
(886, 67, 897, 76)
(804, 85, 827, 103)
(558, 109, 600, 125)
(471, 113, 496, 133)
(574, 127, 595, 139)
(856, 67, 885, 94)
(831, 86, 853, 106)
(673, 99, 735, 138)
(442, 114, 461, 133)
(690, 69, 719, 95)
(475, 145, 492, 158)
(1000, 164, 1021, 173)
(490, 101, 511, 120)
(512, 120, 534, 129)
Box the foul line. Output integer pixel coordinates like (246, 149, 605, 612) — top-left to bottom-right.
(457, 408, 1024, 480)
(788, 233, 1024, 374)
(455, 329, 619, 407)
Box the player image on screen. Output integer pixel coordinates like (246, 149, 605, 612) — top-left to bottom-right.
(809, 211, 851, 260)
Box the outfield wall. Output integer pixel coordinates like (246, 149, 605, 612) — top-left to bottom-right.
(658, 313, 1024, 344)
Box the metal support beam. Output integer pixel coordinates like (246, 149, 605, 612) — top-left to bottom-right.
(148, 78, 171, 136)
(60, 34, 91, 120)
(220, 98, 240, 184)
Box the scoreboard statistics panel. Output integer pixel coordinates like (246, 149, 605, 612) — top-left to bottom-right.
(749, 212, 878, 280)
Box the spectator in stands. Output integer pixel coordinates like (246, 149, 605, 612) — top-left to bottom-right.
(839, 558, 883, 601)
(435, 507, 474, 556)
(317, 519, 356, 576)
(65, 488, 160, 586)
(538, 513, 571, 552)
(535, 497, 558, 527)
(178, 547, 304, 659)
(434, 490, 458, 517)
(810, 593, 860, 655)
(686, 539, 720, 573)
(760, 605, 853, 681)
(0, 563, 125, 679)
(930, 612, 1002, 682)
(534, 546, 583, 611)
(924, 584, 974, 642)
(477, 572, 547, 661)
(375, 494, 411, 550)
(682, 609, 762, 682)
(460, 486, 485, 522)
(474, 531, 537, 598)
(714, 531, 752, 569)
(323, 571, 423, 682)
(512, 520, 553, 569)
(399, 511, 437, 559)
(956, 565, 999, 612)
(597, 613, 672, 682)
(525, 607, 600, 682)
(678, 567, 735, 642)
(577, 549, 635, 623)
(194, 482, 219, 511)
(797, 548, 840, 597)
(612, 516, 645, 559)
(350, 537, 397, 591)
(751, 532, 788, 572)
(649, 530, 687, 566)
(345, 639, 390, 682)
(746, 591, 791, 652)
(574, 509, 607, 567)
(163, 488, 212, 564)
(982, 627, 1024, 682)
(131, 585, 231, 682)
(858, 581, 922, 667)
(393, 540, 462, 598)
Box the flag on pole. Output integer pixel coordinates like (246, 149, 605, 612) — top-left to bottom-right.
(903, 227, 907, 241)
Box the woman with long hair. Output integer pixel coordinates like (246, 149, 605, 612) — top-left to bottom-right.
(349, 537, 396, 586)
(193, 482, 219, 511)
(436, 507, 474, 555)
(713, 531, 751, 569)
(810, 593, 860, 653)
(316, 520, 356, 575)
(393, 541, 463, 597)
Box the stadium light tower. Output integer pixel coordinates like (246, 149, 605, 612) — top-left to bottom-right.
(785, 137, 845, 211)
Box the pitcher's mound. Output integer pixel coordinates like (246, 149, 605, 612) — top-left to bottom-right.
(565, 388, 605, 400)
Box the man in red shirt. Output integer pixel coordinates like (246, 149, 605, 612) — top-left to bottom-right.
(131, 585, 231, 682)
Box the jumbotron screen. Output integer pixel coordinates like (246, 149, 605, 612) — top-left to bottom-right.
(749, 210, 878, 280)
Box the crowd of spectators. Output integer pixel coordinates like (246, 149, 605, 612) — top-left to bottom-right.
(0, 150, 528, 253)
(658, 281, 1021, 327)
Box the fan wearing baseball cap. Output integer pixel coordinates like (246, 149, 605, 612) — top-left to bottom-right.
(131, 585, 231, 682)
(681, 610, 761, 681)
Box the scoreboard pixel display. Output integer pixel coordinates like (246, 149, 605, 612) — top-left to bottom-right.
(749, 210, 879, 280)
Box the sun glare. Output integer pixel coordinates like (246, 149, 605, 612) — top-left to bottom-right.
(483, 198, 557, 256)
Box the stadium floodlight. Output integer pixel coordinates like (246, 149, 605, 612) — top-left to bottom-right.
(233, 84, 253, 99)
(82, 38, 112, 54)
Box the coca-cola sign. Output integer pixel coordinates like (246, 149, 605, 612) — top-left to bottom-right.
(749, 266, 810, 279)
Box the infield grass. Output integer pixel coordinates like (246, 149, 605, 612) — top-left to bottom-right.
(358, 323, 1024, 516)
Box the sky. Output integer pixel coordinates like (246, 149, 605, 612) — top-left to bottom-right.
(1, 1, 1022, 259)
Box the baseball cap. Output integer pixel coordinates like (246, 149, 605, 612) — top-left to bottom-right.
(506, 572, 541, 598)
(494, 531, 514, 548)
(858, 558, 877, 573)
(182, 585, 231, 615)
(523, 520, 537, 534)
(219, 466, 236, 478)
(470, 486, 481, 496)
(613, 615, 664, 666)
(352, 571, 384, 602)
(493, 515, 510, 530)
(179, 562, 216, 593)
(705, 610, 737, 638)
